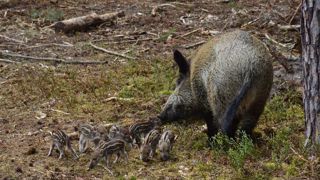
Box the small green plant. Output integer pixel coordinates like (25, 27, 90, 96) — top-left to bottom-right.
(227, 132, 255, 170)
(210, 132, 255, 170)
(158, 28, 176, 42)
(227, 0, 242, 9)
(118, 84, 135, 98)
(269, 127, 291, 164)
(210, 132, 232, 151)
(191, 133, 208, 150)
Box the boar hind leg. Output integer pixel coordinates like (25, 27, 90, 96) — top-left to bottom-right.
(224, 116, 241, 138)
(240, 100, 266, 137)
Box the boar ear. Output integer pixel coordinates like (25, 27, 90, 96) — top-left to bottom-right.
(173, 50, 189, 75)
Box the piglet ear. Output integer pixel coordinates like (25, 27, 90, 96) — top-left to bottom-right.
(173, 50, 189, 75)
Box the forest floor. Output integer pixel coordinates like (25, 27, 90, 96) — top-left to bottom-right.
(0, 0, 317, 179)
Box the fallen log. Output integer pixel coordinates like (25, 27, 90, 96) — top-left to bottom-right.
(50, 11, 125, 33)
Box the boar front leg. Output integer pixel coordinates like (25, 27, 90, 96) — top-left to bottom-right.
(204, 114, 219, 141)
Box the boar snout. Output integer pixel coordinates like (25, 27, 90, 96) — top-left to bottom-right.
(158, 105, 180, 122)
(140, 154, 149, 162)
(160, 153, 170, 161)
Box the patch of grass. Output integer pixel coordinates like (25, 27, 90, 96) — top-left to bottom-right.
(210, 132, 256, 171)
(158, 28, 176, 42)
(3, 58, 177, 120)
(227, 0, 243, 10)
(118, 176, 137, 180)
(191, 133, 208, 150)
(263, 90, 303, 125)
(1, 60, 314, 179)
(227, 132, 255, 170)
(269, 127, 291, 164)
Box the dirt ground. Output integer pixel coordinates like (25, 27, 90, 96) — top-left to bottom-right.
(1, 0, 314, 179)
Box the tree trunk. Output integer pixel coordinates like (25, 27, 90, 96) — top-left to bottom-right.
(300, 0, 320, 147)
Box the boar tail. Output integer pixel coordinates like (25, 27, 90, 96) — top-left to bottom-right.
(221, 75, 252, 137)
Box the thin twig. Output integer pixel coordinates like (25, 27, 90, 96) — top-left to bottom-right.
(89, 42, 136, 60)
(0, 80, 8, 85)
(278, 24, 300, 31)
(264, 33, 294, 49)
(241, 17, 260, 28)
(178, 28, 202, 38)
(171, 2, 193, 7)
(25, 42, 74, 49)
(50, 108, 70, 115)
(98, 164, 114, 175)
(288, 1, 302, 24)
(103, 96, 134, 102)
(215, 0, 231, 3)
(0, 51, 107, 64)
(0, 58, 18, 63)
(183, 40, 206, 49)
(264, 42, 293, 73)
(146, 31, 159, 37)
(103, 38, 155, 44)
(290, 147, 309, 162)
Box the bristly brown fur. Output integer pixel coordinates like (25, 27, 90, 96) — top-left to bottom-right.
(159, 30, 273, 139)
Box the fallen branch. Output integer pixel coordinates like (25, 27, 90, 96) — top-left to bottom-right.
(264, 33, 294, 49)
(89, 42, 136, 60)
(97, 164, 114, 175)
(241, 17, 260, 28)
(0, 58, 18, 63)
(103, 96, 134, 102)
(101, 38, 155, 44)
(183, 40, 206, 49)
(0, 80, 9, 85)
(288, 1, 302, 24)
(263, 40, 294, 73)
(215, 0, 231, 3)
(151, 3, 176, 16)
(178, 28, 202, 38)
(50, 108, 70, 115)
(290, 147, 308, 162)
(278, 24, 300, 31)
(170, 2, 193, 7)
(0, 51, 108, 64)
(25, 42, 74, 49)
(50, 11, 125, 33)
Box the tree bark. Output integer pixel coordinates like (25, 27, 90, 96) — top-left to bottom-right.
(300, 0, 320, 147)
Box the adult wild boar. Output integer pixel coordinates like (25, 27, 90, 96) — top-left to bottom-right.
(158, 30, 273, 139)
